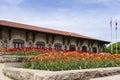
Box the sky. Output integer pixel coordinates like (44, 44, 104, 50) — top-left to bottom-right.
(0, 0, 120, 43)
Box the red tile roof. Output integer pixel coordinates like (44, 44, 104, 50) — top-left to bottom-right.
(0, 20, 110, 43)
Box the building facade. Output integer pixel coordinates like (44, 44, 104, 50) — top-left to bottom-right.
(0, 20, 110, 52)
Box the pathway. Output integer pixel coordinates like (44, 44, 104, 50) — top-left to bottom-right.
(0, 63, 12, 80)
(91, 75, 120, 80)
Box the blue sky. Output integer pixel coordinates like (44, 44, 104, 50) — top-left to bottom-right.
(0, 0, 120, 43)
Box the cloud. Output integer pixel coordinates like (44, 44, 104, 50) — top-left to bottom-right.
(1, 0, 25, 5)
(0, 0, 120, 42)
(79, 0, 110, 4)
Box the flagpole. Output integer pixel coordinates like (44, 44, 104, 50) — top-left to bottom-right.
(110, 19, 113, 53)
(116, 28, 118, 53)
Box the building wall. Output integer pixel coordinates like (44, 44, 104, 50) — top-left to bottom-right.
(54, 36, 63, 48)
(92, 42, 98, 52)
(1, 28, 9, 48)
(35, 33, 46, 46)
(0, 27, 103, 52)
(27, 32, 33, 47)
(10, 29, 26, 48)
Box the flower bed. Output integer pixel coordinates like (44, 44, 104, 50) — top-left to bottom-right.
(1, 47, 120, 71)
(5, 47, 77, 56)
(6, 47, 49, 56)
(1, 47, 98, 56)
(23, 51, 120, 71)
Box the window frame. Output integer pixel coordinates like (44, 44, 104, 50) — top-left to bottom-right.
(54, 43, 62, 50)
(82, 46, 87, 52)
(13, 39, 24, 48)
(36, 41, 45, 48)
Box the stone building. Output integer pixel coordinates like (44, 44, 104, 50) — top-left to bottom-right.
(0, 20, 110, 52)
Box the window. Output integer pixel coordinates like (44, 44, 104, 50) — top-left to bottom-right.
(69, 45, 76, 50)
(29, 42, 32, 47)
(82, 46, 87, 52)
(92, 47, 97, 53)
(36, 41, 45, 48)
(77, 47, 80, 50)
(49, 44, 52, 48)
(54, 43, 62, 50)
(64, 45, 67, 50)
(13, 39, 24, 48)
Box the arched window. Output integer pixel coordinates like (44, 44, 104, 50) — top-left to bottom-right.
(29, 42, 32, 47)
(69, 45, 76, 50)
(48, 44, 52, 48)
(54, 43, 62, 50)
(77, 47, 80, 50)
(36, 41, 45, 48)
(64, 45, 67, 50)
(92, 47, 97, 53)
(82, 46, 87, 52)
(13, 39, 24, 48)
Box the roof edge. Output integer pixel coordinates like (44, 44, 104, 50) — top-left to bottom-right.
(0, 20, 110, 43)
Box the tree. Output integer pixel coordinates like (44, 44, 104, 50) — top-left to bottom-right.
(103, 42, 120, 54)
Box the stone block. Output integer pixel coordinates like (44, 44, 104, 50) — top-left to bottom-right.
(3, 67, 120, 80)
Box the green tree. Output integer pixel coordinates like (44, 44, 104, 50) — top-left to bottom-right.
(103, 42, 120, 54)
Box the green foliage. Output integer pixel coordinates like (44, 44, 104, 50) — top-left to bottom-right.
(103, 42, 120, 54)
(23, 59, 120, 71)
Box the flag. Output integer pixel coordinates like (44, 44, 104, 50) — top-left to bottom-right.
(110, 20, 112, 28)
(115, 21, 118, 30)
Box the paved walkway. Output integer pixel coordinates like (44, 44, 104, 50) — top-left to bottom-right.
(91, 75, 120, 80)
(0, 63, 11, 80)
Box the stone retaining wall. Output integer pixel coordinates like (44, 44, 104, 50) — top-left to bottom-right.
(0, 63, 23, 80)
(0, 55, 28, 63)
(3, 67, 120, 80)
(0, 55, 27, 80)
(1, 55, 120, 80)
